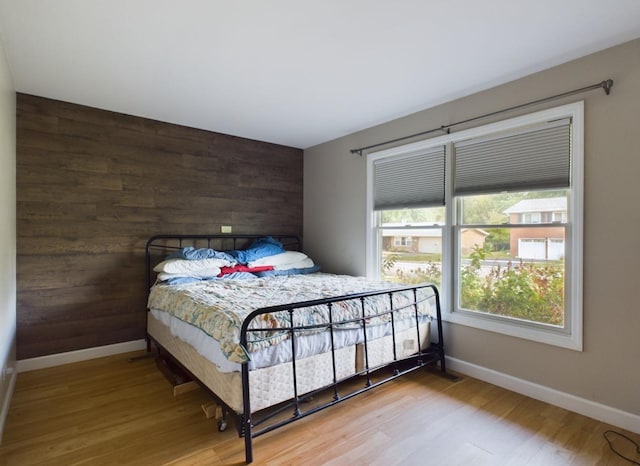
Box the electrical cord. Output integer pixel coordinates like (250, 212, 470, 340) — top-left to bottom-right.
(603, 430, 640, 465)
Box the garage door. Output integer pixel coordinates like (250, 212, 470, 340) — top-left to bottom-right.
(547, 239, 564, 260)
(519, 238, 565, 260)
(519, 239, 546, 259)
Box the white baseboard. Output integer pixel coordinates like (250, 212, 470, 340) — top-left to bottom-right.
(446, 356, 640, 435)
(0, 367, 17, 445)
(17, 339, 147, 373)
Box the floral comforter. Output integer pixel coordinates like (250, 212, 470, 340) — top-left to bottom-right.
(147, 273, 435, 363)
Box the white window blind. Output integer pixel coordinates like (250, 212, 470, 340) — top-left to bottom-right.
(373, 145, 445, 211)
(454, 118, 571, 195)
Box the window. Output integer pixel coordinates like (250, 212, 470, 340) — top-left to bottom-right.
(370, 145, 446, 287)
(378, 209, 444, 287)
(393, 236, 412, 247)
(553, 211, 567, 223)
(367, 102, 583, 350)
(458, 191, 567, 326)
(522, 212, 542, 224)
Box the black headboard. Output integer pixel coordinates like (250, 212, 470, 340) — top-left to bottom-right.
(145, 234, 302, 292)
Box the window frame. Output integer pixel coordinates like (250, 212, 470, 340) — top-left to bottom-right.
(366, 102, 583, 351)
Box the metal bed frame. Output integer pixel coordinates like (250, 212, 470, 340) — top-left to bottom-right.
(145, 234, 448, 464)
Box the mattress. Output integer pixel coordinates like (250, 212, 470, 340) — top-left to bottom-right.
(147, 273, 436, 365)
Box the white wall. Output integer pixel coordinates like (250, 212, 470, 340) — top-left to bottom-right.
(0, 29, 16, 444)
(304, 39, 640, 418)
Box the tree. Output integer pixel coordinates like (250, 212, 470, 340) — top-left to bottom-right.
(485, 228, 510, 251)
(381, 207, 444, 225)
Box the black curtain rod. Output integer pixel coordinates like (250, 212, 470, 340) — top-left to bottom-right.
(350, 79, 613, 155)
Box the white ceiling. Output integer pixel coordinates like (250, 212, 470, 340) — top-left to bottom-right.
(1, 1, 639, 149)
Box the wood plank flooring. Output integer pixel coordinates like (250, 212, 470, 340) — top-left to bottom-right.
(1, 351, 638, 465)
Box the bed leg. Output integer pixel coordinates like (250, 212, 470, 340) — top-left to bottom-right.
(127, 334, 155, 362)
(439, 346, 447, 374)
(434, 345, 459, 381)
(240, 361, 253, 463)
(244, 417, 253, 464)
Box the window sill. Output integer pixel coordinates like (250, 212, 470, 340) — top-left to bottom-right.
(443, 309, 583, 351)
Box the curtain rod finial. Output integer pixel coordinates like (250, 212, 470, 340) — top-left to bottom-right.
(603, 79, 614, 95)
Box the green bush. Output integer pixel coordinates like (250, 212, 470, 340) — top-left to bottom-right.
(460, 246, 564, 326)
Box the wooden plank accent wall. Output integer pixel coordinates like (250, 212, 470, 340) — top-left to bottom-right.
(16, 93, 303, 359)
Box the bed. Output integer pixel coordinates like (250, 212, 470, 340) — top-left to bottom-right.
(145, 234, 447, 463)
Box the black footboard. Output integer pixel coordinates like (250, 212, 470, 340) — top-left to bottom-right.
(238, 283, 445, 463)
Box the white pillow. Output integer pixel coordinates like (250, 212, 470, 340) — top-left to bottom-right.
(248, 251, 309, 267)
(157, 270, 220, 281)
(153, 258, 230, 275)
(274, 258, 315, 271)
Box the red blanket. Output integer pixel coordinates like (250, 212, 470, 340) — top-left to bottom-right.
(217, 264, 274, 277)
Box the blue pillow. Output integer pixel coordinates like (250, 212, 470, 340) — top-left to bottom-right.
(227, 237, 285, 264)
(166, 246, 235, 262)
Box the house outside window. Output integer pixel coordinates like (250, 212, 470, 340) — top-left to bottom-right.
(367, 102, 583, 350)
(504, 197, 567, 260)
(380, 223, 488, 286)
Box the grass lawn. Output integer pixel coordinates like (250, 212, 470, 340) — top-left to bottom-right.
(382, 252, 441, 262)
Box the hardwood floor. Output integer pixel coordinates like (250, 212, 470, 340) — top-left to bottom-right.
(1, 351, 638, 465)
